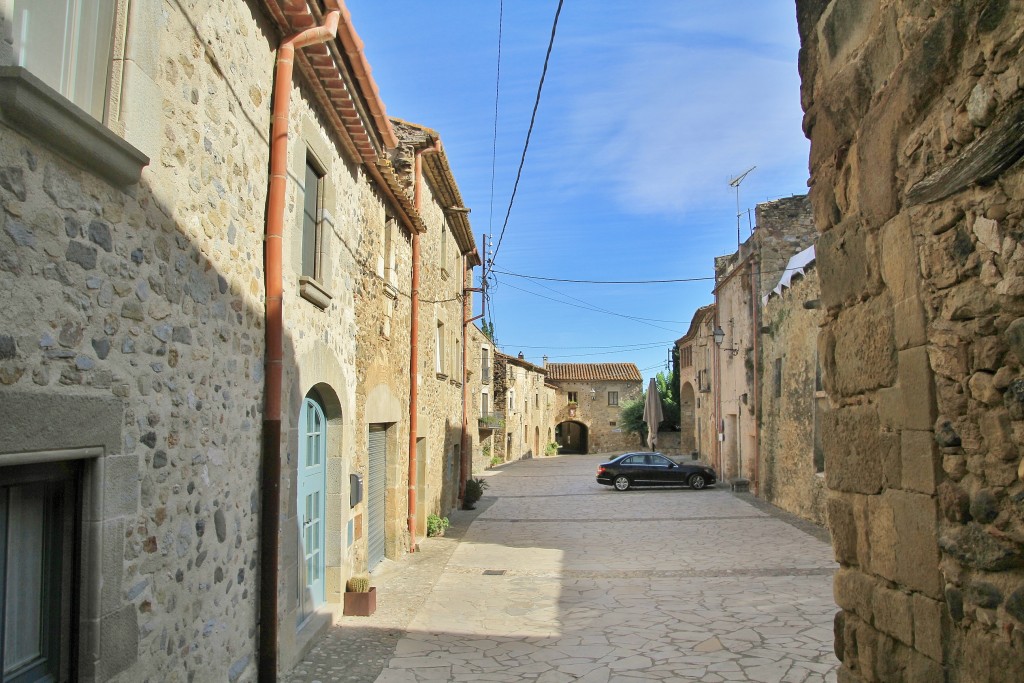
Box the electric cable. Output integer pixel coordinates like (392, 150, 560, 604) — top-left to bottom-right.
(490, 263, 815, 285)
(497, 279, 684, 332)
(490, 0, 565, 268)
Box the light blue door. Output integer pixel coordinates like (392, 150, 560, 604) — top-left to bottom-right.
(298, 396, 326, 615)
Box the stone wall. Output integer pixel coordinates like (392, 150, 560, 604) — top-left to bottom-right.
(465, 324, 495, 474)
(798, 2, 1024, 680)
(759, 267, 827, 525)
(492, 354, 555, 463)
(0, 1, 272, 679)
(551, 379, 643, 454)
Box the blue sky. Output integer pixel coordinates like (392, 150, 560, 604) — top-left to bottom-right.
(347, 1, 810, 381)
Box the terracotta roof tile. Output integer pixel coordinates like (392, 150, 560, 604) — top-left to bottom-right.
(545, 363, 643, 382)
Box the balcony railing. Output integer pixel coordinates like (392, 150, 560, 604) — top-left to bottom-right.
(478, 411, 504, 431)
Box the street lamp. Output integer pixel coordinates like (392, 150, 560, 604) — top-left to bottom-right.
(590, 387, 597, 401)
(713, 326, 739, 357)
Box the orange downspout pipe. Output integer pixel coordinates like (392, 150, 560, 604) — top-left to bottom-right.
(459, 259, 471, 499)
(749, 260, 760, 494)
(408, 141, 440, 548)
(260, 10, 340, 682)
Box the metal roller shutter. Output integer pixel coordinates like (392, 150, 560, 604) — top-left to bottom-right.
(367, 426, 387, 568)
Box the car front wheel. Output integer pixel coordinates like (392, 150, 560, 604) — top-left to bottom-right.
(689, 474, 707, 490)
(613, 475, 631, 491)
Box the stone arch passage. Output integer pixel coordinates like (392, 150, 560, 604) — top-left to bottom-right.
(555, 421, 588, 454)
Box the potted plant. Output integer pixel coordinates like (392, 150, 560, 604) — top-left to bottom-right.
(544, 441, 559, 457)
(426, 513, 450, 537)
(343, 574, 376, 617)
(462, 476, 489, 510)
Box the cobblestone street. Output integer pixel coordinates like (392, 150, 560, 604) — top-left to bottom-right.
(289, 455, 838, 682)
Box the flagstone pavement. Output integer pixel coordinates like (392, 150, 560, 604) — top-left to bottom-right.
(286, 454, 839, 682)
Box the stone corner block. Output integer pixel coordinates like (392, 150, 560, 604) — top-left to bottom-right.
(99, 604, 138, 680)
(901, 429, 939, 494)
(897, 346, 937, 431)
(912, 592, 945, 663)
(103, 454, 140, 518)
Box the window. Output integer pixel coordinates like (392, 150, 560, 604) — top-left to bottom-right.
(435, 322, 446, 375)
(535, 394, 539, 409)
(383, 216, 395, 285)
(440, 224, 448, 275)
(301, 155, 325, 279)
(608, 391, 618, 406)
(481, 348, 491, 384)
(567, 392, 578, 404)
(13, 0, 115, 121)
(1, 461, 80, 683)
(481, 393, 489, 417)
(680, 345, 693, 368)
(774, 358, 783, 398)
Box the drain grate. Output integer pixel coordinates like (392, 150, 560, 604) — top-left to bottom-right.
(482, 569, 507, 576)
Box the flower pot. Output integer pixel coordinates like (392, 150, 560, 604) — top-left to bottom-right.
(343, 586, 377, 617)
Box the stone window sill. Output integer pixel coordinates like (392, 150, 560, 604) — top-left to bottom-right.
(450, 379, 462, 388)
(299, 276, 333, 310)
(382, 282, 398, 300)
(436, 373, 448, 381)
(0, 67, 148, 188)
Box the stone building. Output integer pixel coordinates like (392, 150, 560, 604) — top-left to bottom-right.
(758, 247, 827, 525)
(676, 305, 717, 462)
(0, 1, 478, 680)
(491, 352, 556, 463)
(545, 363, 643, 454)
(465, 324, 496, 473)
(798, 2, 1024, 681)
(388, 119, 479, 538)
(712, 195, 816, 487)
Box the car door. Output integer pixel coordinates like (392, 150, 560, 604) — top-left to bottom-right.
(647, 454, 677, 485)
(620, 454, 651, 484)
(643, 454, 675, 485)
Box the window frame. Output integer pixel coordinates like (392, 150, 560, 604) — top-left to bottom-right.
(567, 392, 578, 404)
(0, 460, 81, 683)
(435, 321, 446, 377)
(301, 153, 326, 281)
(607, 391, 619, 406)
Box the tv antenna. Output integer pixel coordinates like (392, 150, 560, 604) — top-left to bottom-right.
(728, 166, 756, 248)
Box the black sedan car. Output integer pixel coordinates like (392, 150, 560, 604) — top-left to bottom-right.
(596, 452, 717, 491)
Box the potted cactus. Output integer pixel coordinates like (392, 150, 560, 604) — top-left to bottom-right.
(343, 574, 377, 617)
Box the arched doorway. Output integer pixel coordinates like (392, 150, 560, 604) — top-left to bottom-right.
(298, 390, 327, 617)
(555, 421, 588, 454)
(680, 382, 696, 454)
(534, 426, 540, 457)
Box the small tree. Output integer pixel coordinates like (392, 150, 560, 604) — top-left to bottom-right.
(619, 395, 648, 446)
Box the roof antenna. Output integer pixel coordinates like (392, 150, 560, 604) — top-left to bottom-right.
(728, 166, 756, 248)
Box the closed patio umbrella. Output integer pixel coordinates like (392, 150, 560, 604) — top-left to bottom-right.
(642, 377, 663, 451)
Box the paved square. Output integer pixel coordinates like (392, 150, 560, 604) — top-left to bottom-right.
(290, 455, 839, 682)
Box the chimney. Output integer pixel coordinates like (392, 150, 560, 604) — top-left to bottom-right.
(542, 355, 548, 367)
(518, 351, 524, 360)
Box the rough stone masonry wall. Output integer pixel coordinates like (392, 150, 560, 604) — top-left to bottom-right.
(552, 380, 642, 453)
(0, 1, 273, 680)
(798, 2, 1024, 681)
(760, 268, 827, 525)
(752, 195, 816, 296)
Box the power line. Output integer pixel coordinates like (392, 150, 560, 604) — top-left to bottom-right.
(487, 1, 503, 240)
(490, 0, 565, 268)
(497, 279, 685, 331)
(490, 264, 816, 285)
(499, 340, 676, 350)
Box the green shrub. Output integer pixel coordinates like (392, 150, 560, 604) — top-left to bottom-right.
(462, 476, 489, 510)
(346, 575, 371, 593)
(544, 442, 559, 456)
(490, 454, 502, 467)
(426, 513, 450, 537)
